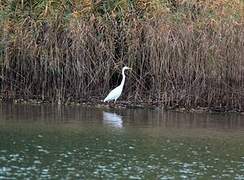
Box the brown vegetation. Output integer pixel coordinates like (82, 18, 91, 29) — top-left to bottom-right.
(0, 0, 243, 111)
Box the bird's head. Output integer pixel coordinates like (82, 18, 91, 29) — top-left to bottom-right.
(122, 66, 132, 71)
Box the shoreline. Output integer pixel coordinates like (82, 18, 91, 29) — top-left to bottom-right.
(1, 97, 243, 114)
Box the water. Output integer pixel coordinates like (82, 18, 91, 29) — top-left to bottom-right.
(0, 104, 244, 179)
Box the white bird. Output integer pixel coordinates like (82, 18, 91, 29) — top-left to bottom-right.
(104, 66, 132, 102)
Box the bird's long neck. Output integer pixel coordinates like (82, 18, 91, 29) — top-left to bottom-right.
(119, 69, 126, 88)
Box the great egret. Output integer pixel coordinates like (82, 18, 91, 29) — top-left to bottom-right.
(104, 66, 132, 102)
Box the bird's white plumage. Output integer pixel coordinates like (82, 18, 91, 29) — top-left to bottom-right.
(104, 66, 131, 102)
(104, 86, 122, 102)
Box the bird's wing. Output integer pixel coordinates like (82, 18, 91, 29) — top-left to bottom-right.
(104, 86, 122, 102)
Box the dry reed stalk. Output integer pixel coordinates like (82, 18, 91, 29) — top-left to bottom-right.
(0, 0, 243, 111)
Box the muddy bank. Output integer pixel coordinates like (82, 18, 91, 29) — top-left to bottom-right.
(1, 96, 243, 114)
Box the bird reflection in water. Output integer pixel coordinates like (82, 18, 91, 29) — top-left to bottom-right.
(103, 112, 123, 128)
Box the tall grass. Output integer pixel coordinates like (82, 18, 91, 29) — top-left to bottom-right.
(0, 0, 243, 111)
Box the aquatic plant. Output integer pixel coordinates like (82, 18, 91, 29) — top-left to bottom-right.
(0, 0, 243, 111)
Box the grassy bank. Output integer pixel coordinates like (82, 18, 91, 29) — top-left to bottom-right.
(0, 0, 243, 111)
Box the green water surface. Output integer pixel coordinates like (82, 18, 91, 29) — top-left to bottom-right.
(0, 104, 244, 179)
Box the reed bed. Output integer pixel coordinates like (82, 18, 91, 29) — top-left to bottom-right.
(0, 0, 243, 111)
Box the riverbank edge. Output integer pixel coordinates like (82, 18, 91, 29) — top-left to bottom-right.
(1, 97, 243, 114)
